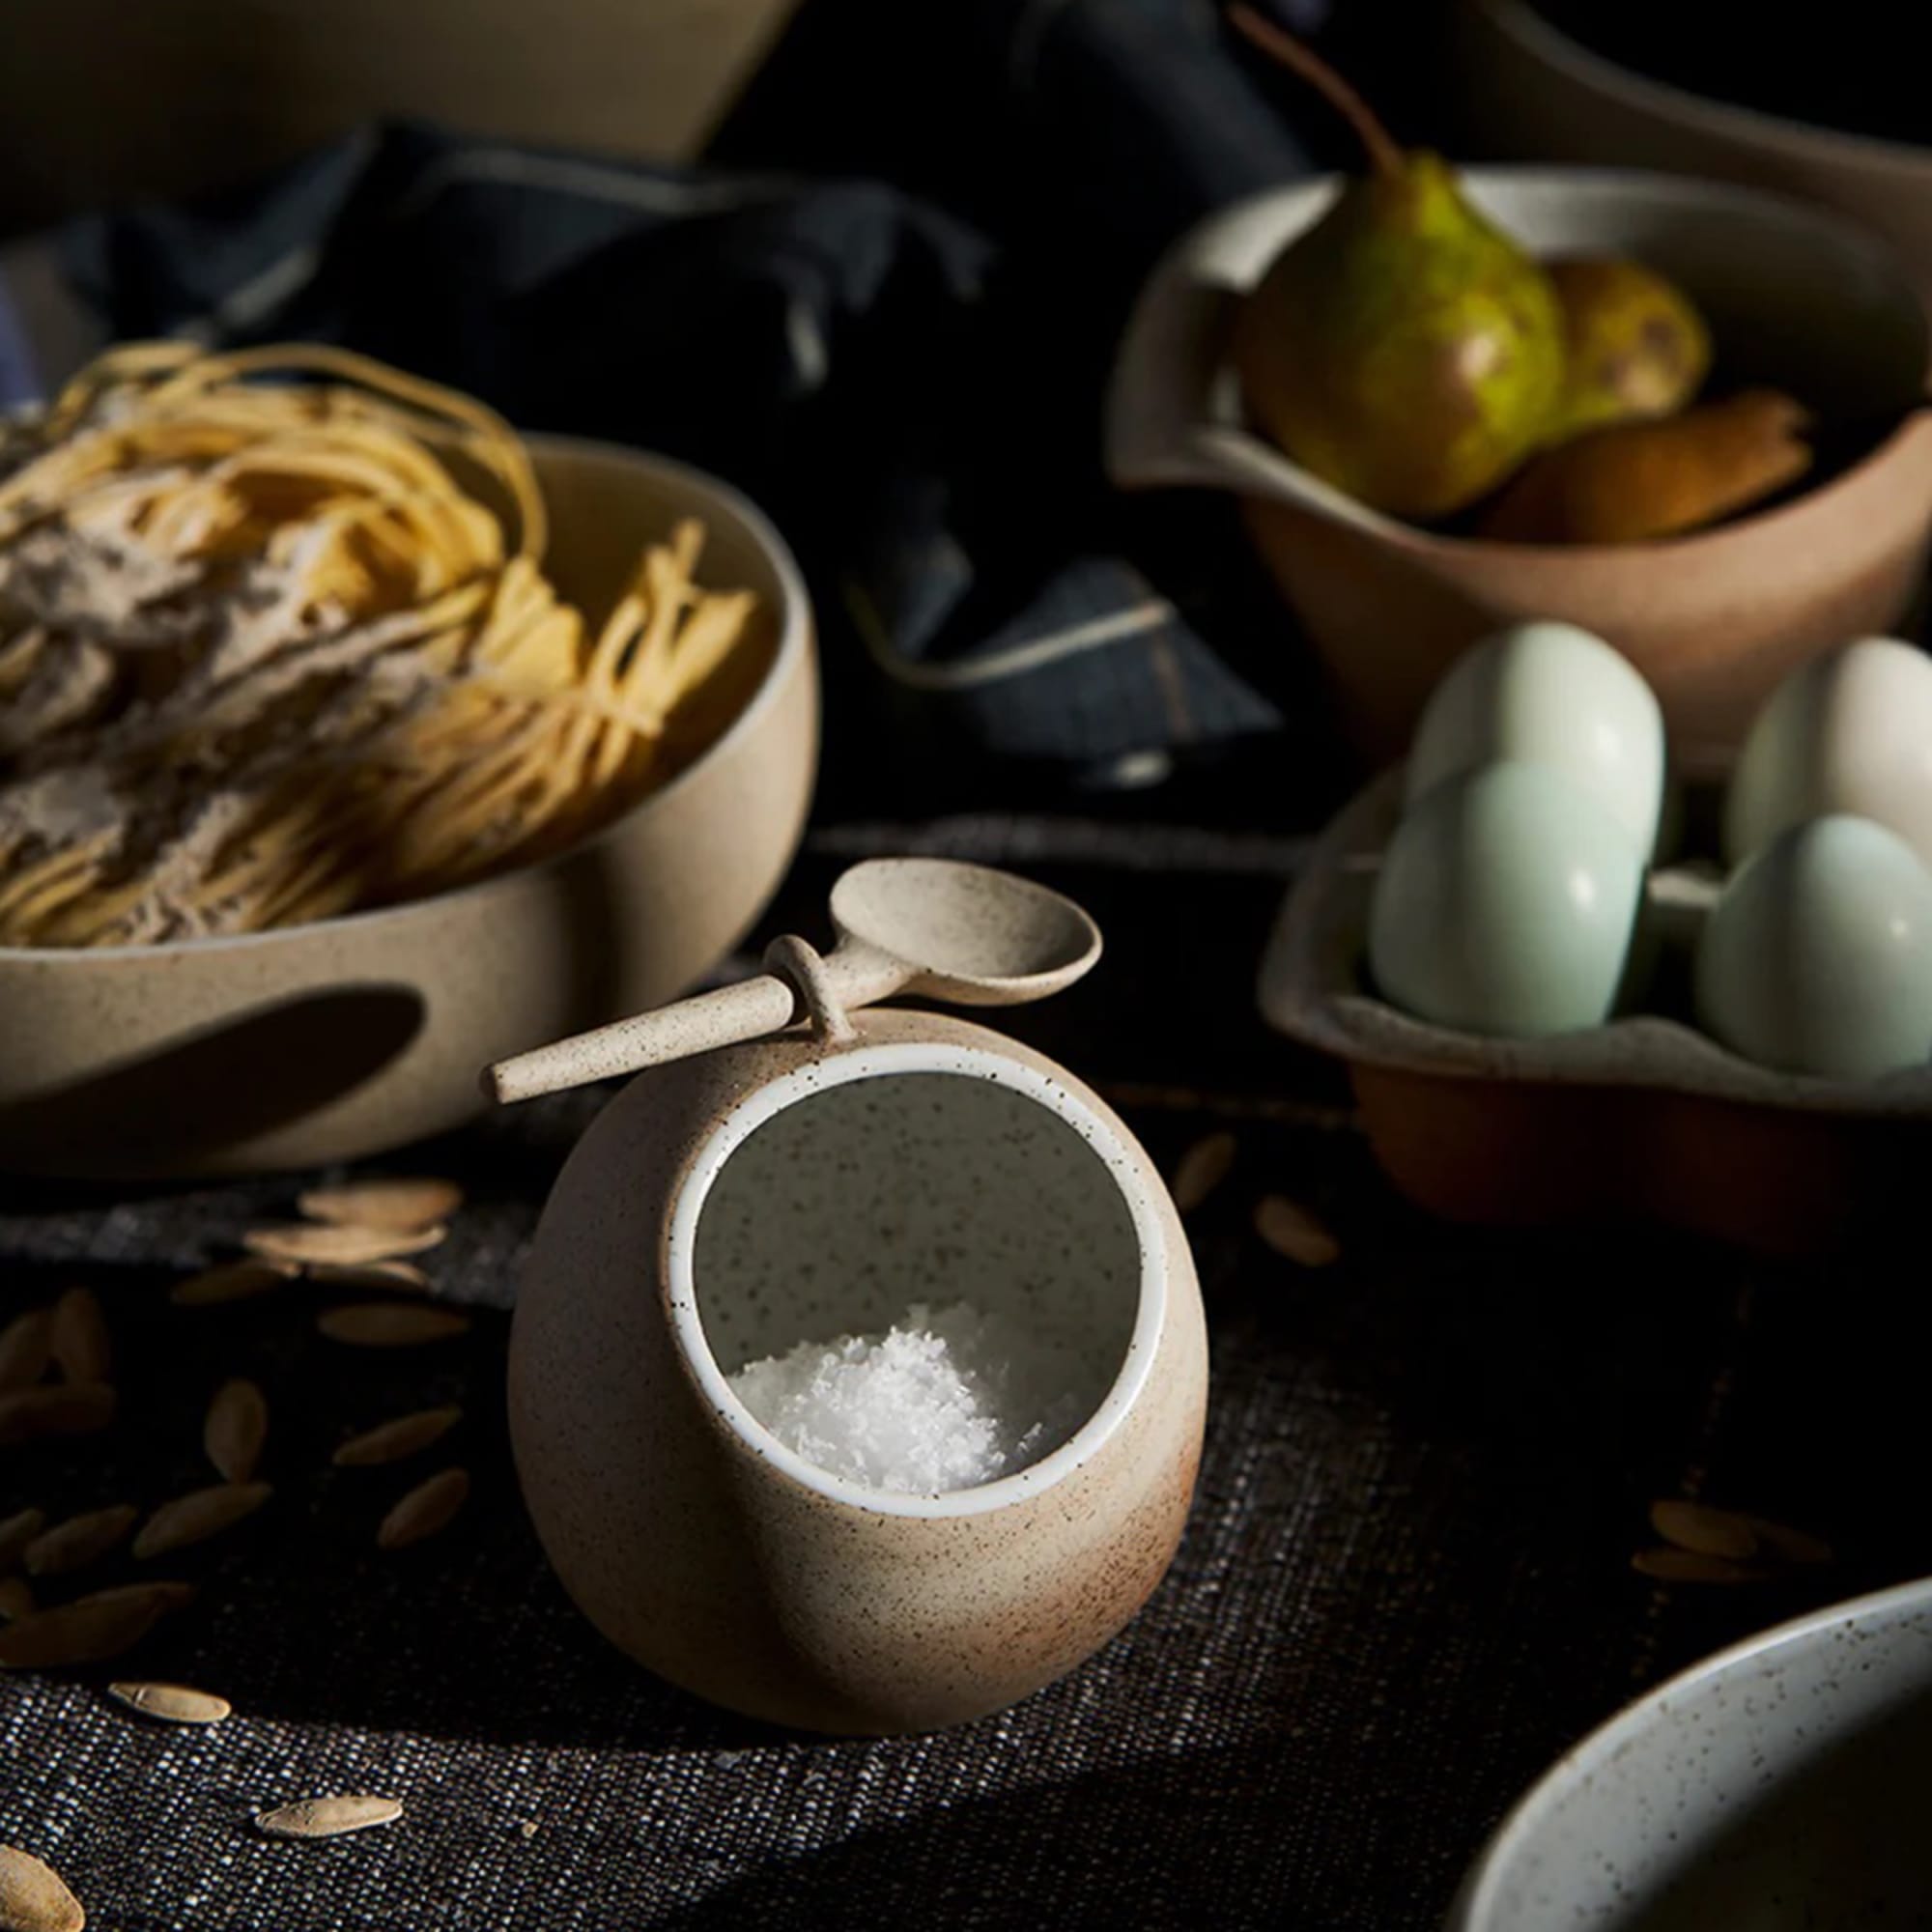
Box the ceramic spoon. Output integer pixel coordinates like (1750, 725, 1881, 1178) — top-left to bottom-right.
(484, 857, 1103, 1104)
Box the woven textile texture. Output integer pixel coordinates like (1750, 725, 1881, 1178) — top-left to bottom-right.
(5, 819, 1922, 1931)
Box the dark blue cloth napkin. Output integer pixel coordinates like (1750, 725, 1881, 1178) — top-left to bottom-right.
(49, 0, 1384, 811)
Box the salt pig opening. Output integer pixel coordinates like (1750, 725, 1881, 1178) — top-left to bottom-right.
(507, 898, 1208, 1735)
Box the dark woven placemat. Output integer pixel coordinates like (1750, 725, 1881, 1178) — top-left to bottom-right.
(5, 819, 1927, 1930)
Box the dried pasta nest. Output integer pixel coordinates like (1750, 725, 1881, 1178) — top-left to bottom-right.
(0, 341, 762, 947)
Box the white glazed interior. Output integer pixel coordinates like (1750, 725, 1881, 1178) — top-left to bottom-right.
(666, 1041, 1165, 1519)
(1451, 1578, 1932, 1929)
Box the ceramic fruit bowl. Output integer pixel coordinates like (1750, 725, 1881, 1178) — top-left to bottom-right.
(1260, 770, 1932, 1257)
(0, 436, 817, 1180)
(1449, 1577, 1932, 1930)
(505, 861, 1208, 1735)
(1106, 167, 1932, 762)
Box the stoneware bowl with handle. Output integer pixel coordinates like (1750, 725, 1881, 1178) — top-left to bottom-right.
(1107, 166, 1932, 762)
(0, 436, 817, 1179)
(505, 868, 1209, 1735)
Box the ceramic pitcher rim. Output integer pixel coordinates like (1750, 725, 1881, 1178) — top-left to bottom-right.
(664, 1039, 1168, 1520)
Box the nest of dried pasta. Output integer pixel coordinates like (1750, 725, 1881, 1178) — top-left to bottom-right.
(0, 342, 761, 948)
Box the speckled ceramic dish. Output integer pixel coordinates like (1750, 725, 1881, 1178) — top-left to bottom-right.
(0, 437, 817, 1179)
(1449, 1577, 1932, 1930)
(1260, 770, 1932, 1255)
(1107, 168, 1932, 761)
(510, 970, 1208, 1733)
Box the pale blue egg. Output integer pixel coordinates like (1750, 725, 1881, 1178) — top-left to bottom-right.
(1370, 761, 1647, 1036)
(1695, 814, 1932, 1079)
(1406, 621, 1665, 857)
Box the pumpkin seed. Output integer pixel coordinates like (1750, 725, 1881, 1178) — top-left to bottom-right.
(253, 1795, 403, 1840)
(107, 1680, 231, 1725)
(0, 1508, 45, 1572)
(204, 1379, 269, 1484)
(171, 1259, 296, 1308)
(0, 1843, 84, 1932)
(0, 1310, 52, 1392)
(47, 1289, 109, 1385)
(1746, 1514, 1834, 1568)
(1650, 1498, 1760, 1562)
(304, 1261, 432, 1294)
(333, 1406, 462, 1468)
(0, 1382, 115, 1448)
(0, 1577, 33, 1623)
(1253, 1194, 1342, 1267)
(79, 1581, 196, 1613)
(133, 1482, 271, 1560)
(0, 1587, 171, 1668)
(378, 1467, 470, 1550)
(1172, 1131, 1236, 1213)
(24, 1505, 137, 1578)
(1631, 1545, 1773, 1585)
(245, 1223, 445, 1267)
(298, 1178, 463, 1232)
(317, 1304, 469, 1348)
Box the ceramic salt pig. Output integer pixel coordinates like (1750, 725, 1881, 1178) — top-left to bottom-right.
(498, 860, 1208, 1735)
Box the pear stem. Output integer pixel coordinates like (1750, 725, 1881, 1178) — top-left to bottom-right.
(1226, 5, 1404, 179)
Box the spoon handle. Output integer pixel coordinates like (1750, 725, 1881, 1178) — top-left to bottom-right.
(484, 974, 800, 1104)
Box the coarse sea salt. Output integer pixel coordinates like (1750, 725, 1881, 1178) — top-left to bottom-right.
(726, 1299, 1088, 1494)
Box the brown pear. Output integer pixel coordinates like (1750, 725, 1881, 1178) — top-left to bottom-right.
(1479, 389, 1813, 545)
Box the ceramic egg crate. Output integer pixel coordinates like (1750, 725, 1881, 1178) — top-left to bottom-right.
(1262, 627, 1932, 1256)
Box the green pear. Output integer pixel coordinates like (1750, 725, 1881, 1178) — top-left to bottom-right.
(1227, 9, 1564, 521)
(1545, 255, 1711, 441)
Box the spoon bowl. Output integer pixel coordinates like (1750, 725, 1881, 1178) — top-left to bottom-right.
(828, 858, 1102, 1004)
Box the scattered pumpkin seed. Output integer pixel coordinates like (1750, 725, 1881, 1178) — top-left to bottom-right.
(245, 1223, 445, 1267)
(333, 1406, 462, 1468)
(107, 1680, 231, 1725)
(24, 1505, 137, 1578)
(0, 1843, 84, 1932)
(133, 1482, 272, 1560)
(1172, 1131, 1236, 1213)
(298, 1178, 463, 1232)
(1650, 1498, 1760, 1562)
(0, 1586, 174, 1668)
(47, 1289, 110, 1385)
(1253, 1194, 1342, 1267)
(0, 1310, 53, 1393)
(253, 1795, 403, 1840)
(0, 1578, 33, 1623)
(303, 1260, 433, 1294)
(204, 1379, 269, 1484)
(1631, 1545, 1774, 1585)
(379, 1467, 470, 1550)
(317, 1304, 470, 1348)
(170, 1258, 297, 1308)
(0, 1508, 45, 1572)
(1746, 1514, 1834, 1567)
(0, 1382, 115, 1448)
(80, 1580, 196, 1613)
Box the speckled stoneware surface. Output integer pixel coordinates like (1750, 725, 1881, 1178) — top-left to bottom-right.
(0, 436, 818, 1179)
(1450, 1578, 1932, 1929)
(1107, 168, 1932, 757)
(1259, 770, 1932, 1249)
(507, 1006, 1208, 1735)
(1262, 769, 1932, 1119)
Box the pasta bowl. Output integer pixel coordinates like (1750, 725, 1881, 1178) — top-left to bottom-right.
(0, 436, 817, 1179)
